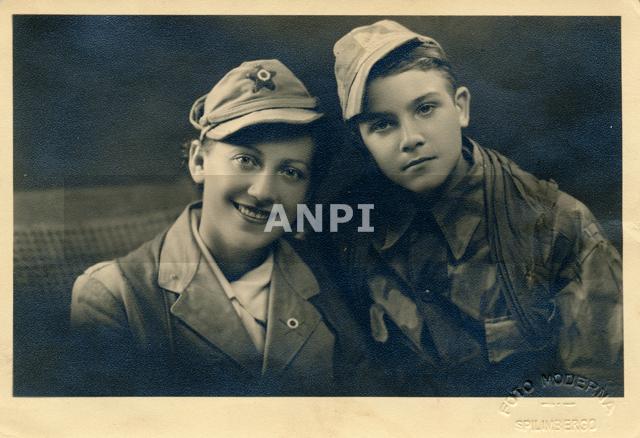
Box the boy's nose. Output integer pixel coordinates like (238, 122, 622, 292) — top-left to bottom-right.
(399, 121, 425, 152)
(247, 172, 277, 204)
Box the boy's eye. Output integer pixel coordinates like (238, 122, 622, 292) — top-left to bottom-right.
(416, 103, 435, 117)
(369, 119, 393, 133)
(279, 167, 306, 182)
(233, 155, 259, 169)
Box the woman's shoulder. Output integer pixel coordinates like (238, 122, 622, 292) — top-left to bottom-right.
(70, 259, 129, 330)
(72, 235, 163, 306)
(73, 260, 125, 300)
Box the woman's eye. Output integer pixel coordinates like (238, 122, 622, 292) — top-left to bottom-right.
(280, 167, 306, 181)
(416, 103, 435, 117)
(233, 155, 258, 169)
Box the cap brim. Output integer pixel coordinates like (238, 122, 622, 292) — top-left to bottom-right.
(204, 108, 323, 140)
(345, 35, 419, 120)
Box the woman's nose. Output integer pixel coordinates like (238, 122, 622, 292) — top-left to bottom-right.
(247, 171, 277, 204)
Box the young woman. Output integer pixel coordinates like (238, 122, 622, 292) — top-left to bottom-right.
(70, 59, 370, 396)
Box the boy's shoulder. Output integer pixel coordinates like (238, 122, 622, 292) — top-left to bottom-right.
(478, 142, 611, 249)
(478, 143, 558, 205)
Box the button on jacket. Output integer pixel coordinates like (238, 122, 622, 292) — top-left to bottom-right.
(70, 203, 370, 396)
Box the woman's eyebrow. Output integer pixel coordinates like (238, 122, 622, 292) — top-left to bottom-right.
(229, 143, 263, 156)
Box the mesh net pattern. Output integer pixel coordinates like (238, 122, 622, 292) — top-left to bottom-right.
(14, 208, 182, 293)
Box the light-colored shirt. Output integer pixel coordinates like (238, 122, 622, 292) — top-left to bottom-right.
(190, 208, 273, 353)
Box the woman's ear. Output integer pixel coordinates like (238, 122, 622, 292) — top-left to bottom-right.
(188, 139, 207, 184)
(454, 86, 471, 128)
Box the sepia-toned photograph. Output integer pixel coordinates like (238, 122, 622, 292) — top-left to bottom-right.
(12, 15, 623, 401)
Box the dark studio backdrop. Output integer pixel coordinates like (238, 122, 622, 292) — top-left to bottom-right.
(13, 16, 621, 395)
(14, 15, 621, 246)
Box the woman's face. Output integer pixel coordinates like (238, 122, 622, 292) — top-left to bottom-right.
(191, 135, 314, 259)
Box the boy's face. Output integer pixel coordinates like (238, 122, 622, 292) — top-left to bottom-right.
(191, 135, 314, 258)
(357, 69, 470, 195)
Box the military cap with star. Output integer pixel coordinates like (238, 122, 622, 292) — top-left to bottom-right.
(190, 59, 322, 141)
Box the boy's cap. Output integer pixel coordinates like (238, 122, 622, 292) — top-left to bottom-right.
(190, 59, 322, 141)
(333, 20, 442, 121)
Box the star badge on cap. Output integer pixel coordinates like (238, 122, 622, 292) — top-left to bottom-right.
(247, 66, 277, 92)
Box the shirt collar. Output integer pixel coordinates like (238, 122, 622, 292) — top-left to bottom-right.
(375, 138, 485, 261)
(189, 206, 274, 302)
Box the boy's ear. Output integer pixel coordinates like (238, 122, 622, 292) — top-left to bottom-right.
(454, 86, 471, 128)
(188, 139, 207, 184)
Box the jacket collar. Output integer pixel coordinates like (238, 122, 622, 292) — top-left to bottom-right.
(157, 203, 201, 293)
(157, 202, 321, 376)
(157, 202, 319, 298)
(374, 138, 485, 261)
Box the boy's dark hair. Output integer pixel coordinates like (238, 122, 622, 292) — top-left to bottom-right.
(181, 121, 332, 198)
(367, 40, 458, 97)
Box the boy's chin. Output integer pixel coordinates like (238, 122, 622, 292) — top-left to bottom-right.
(395, 176, 447, 196)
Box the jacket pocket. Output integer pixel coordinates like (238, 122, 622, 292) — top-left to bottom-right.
(484, 316, 530, 364)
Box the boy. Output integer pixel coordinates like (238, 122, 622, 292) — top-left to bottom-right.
(70, 59, 369, 395)
(331, 20, 622, 395)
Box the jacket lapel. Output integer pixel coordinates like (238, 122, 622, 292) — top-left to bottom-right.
(169, 261, 263, 377)
(262, 239, 322, 377)
(158, 204, 262, 377)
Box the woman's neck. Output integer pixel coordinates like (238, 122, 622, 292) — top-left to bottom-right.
(198, 222, 273, 281)
(215, 247, 271, 282)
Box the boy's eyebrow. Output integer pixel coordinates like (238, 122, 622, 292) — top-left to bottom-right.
(281, 158, 310, 168)
(407, 92, 442, 108)
(357, 92, 444, 122)
(355, 112, 392, 123)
